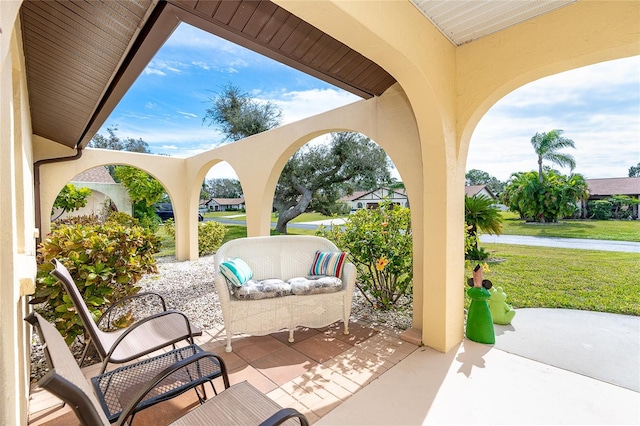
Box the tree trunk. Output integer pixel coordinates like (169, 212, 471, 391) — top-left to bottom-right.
(274, 184, 313, 233)
(538, 157, 544, 183)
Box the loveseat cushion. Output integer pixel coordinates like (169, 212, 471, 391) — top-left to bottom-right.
(232, 279, 292, 300)
(220, 258, 253, 287)
(288, 276, 343, 295)
(309, 251, 347, 278)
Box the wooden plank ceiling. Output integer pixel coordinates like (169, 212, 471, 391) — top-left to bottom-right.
(19, 0, 396, 149)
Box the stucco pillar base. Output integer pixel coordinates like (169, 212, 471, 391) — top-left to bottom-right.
(399, 327, 422, 346)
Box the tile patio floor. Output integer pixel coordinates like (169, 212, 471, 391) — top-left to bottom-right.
(28, 319, 418, 425)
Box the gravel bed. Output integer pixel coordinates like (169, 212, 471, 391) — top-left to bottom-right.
(30, 255, 412, 381)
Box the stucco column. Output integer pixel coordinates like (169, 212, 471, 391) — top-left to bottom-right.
(419, 140, 466, 353)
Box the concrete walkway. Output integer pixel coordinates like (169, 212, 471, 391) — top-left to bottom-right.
(480, 234, 640, 253)
(318, 309, 640, 425)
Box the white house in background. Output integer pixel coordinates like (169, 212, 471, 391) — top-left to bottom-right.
(202, 198, 245, 212)
(342, 187, 409, 211)
(52, 167, 132, 220)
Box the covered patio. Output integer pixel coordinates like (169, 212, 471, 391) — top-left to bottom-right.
(2, 0, 638, 424)
(28, 309, 639, 425)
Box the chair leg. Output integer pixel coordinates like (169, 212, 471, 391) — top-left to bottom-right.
(78, 337, 94, 367)
(225, 334, 232, 352)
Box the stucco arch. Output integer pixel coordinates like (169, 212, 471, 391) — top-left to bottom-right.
(187, 84, 423, 241)
(37, 143, 186, 239)
(456, 1, 640, 171)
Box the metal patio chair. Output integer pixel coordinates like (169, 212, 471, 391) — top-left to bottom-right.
(50, 258, 202, 373)
(26, 312, 309, 426)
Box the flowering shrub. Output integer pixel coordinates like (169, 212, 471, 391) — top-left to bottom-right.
(317, 200, 412, 310)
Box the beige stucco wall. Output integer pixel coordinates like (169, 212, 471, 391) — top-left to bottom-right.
(274, 0, 640, 353)
(2, 0, 638, 421)
(1, 2, 36, 424)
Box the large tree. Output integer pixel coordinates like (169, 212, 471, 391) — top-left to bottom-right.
(202, 83, 282, 142)
(89, 126, 152, 180)
(530, 129, 576, 182)
(465, 169, 505, 195)
(274, 132, 391, 233)
(629, 163, 640, 177)
(203, 85, 393, 233)
(202, 178, 243, 200)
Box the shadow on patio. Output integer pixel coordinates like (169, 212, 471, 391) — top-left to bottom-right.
(27, 308, 640, 425)
(27, 318, 418, 425)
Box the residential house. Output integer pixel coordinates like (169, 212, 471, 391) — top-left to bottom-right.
(52, 167, 132, 220)
(581, 177, 640, 219)
(465, 184, 506, 210)
(2, 1, 636, 422)
(464, 185, 497, 201)
(342, 187, 409, 211)
(202, 198, 245, 212)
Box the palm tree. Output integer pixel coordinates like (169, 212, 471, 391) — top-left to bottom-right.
(464, 195, 503, 256)
(530, 129, 576, 182)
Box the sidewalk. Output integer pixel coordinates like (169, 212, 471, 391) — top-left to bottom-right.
(479, 234, 640, 253)
(318, 308, 640, 425)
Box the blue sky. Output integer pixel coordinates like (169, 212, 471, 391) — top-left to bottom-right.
(100, 23, 640, 182)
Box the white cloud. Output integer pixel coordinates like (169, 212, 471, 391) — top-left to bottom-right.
(467, 56, 640, 182)
(143, 68, 166, 76)
(177, 111, 198, 119)
(271, 88, 360, 124)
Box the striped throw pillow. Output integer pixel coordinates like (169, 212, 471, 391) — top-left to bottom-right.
(220, 258, 253, 287)
(309, 251, 347, 278)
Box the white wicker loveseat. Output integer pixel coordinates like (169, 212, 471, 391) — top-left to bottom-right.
(213, 235, 357, 352)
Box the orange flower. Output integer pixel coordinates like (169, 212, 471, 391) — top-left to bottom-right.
(376, 256, 389, 271)
(381, 222, 389, 227)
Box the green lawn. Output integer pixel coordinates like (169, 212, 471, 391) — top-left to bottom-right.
(157, 212, 639, 316)
(497, 211, 640, 242)
(157, 224, 317, 257)
(203, 211, 343, 223)
(471, 244, 640, 315)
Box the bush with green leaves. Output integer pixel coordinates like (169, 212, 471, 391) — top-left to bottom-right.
(588, 200, 613, 220)
(160, 218, 225, 256)
(607, 195, 639, 220)
(198, 220, 226, 256)
(51, 183, 92, 221)
(501, 170, 588, 222)
(33, 216, 161, 344)
(317, 200, 412, 310)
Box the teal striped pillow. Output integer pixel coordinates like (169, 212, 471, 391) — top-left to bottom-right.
(220, 258, 253, 287)
(309, 251, 347, 278)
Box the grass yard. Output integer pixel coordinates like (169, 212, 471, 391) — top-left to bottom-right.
(472, 243, 640, 316)
(203, 211, 342, 223)
(157, 224, 317, 257)
(497, 211, 640, 242)
(156, 213, 639, 317)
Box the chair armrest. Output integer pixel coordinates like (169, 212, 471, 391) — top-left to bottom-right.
(97, 291, 168, 330)
(214, 274, 232, 305)
(115, 351, 230, 426)
(341, 262, 357, 295)
(260, 408, 310, 426)
(104, 310, 197, 364)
